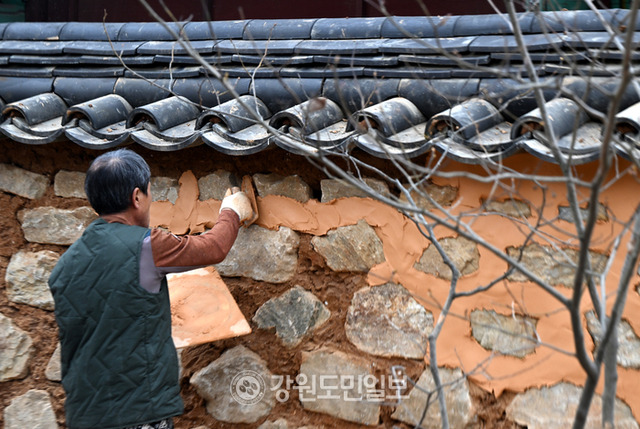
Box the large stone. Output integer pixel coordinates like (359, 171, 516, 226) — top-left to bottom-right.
(4, 389, 59, 429)
(253, 173, 312, 203)
(198, 170, 233, 201)
(253, 285, 330, 347)
(506, 382, 639, 429)
(298, 348, 381, 426)
(257, 419, 289, 429)
(190, 345, 275, 424)
(585, 311, 640, 369)
(470, 309, 538, 358)
(345, 283, 433, 359)
(151, 176, 179, 203)
(483, 198, 531, 218)
(506, 243, 607, 288)
(558, 203, 609, 223)
(414, 236, 479, 280)
(53, 170, 86, 199)
(5, 250, 58, 310)
(398, 182, 458, 210)
(391, 367, 473, 429)
(257, 420, 322, 429)
(45, 343, 62, 382)
(320, 177, 389, 202)
(311, 220, 385, 272)
(0, 312, 34, 381)
(215, 225, 299, 283)
(0, 163, 49, 199)
(19, 206, 98, 245)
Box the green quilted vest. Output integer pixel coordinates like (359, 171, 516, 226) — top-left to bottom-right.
(49, 218, 183, 429)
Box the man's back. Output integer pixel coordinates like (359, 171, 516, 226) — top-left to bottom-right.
(49, 219, 183, 429)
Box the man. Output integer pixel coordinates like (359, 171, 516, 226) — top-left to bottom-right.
(48, 148, 254, 429)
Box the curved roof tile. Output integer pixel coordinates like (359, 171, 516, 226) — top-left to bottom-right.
(0, 10, 636, 165)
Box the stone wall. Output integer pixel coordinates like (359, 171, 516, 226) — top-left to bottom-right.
(2, 144, 640, 428)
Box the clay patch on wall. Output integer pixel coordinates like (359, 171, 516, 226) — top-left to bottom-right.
(167, 267, 251, 348)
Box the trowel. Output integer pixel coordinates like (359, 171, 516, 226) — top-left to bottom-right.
(230, 174, 259, 227)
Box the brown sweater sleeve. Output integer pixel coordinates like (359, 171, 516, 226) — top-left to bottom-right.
(150, 209, 241, 267)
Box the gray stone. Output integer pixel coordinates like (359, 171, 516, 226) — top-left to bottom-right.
(5, 250, 58, 310)
(298, 348, 380, 426)
(53, 170, 86, 199)
(257, 419, 289, 429)
(177, 348, 184, 380)
(470, 309, 538, 358)
(253, 173, 312, 203)
(19, 206, 97, 245)
(391, 367, 473, 429)
(256, 420, 322, 429)
(414, 236, 479, 280)
(483, 198, 531, 218)
(311, 220, 385, 273)
(506, 243, 607, 288)
(320, 177, 389, 203)
(345, 283, 433, 359)
(45, 343, 61, 382)
(190, 345, 275, 424)
(0, 312, 34, 381)
(215, 225, 299, 283)
(398, 182, 458, 210)
(585, 311, 640, 369)
(506, 382, 639, 429)
(0, 163, 49, 200)
(4, 389, 58, 429)
(151, 176, 179, 203)
(253, 285, 330, 347)
(198, 170, 233, 201)
(558, 203, 609, 223)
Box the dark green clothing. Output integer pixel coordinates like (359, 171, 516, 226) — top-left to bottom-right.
(49, 218, 183, 429)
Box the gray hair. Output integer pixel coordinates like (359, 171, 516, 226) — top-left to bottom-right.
(84, 149, 151, 216)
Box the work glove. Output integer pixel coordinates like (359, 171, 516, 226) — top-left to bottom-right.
(220, 188, 254, 223)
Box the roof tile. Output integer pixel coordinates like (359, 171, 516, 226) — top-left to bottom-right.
(182, 20, 248, 40)
(137, 40, 217, 55)
(380, 16, 458, 38)
(63, 41, 142, 56)
(117, 22, 183, 41)
(3, 22, 65, 41)
(0, 40, 64, 55)
(54, 67, 125, 78)
(0, 66, 54, 77)
(53, 77, 117, 105)
(295, 39, 381, 55)
(216, 39, 302, 55)
(123, 66, 200, 79)
(244, 19, 317, 40)
(0, 77, 53, 103)
(113, 78, 172, 107)
(311, 17, 386, 39)
(0, 10, 636, 165)
(172, 77, 250, 107)
(452, 14, 525, 36)
(380, 37, 474, 54)
(58, 22, 124, 41)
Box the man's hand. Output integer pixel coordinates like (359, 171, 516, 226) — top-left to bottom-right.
(220, 188, 255, 223)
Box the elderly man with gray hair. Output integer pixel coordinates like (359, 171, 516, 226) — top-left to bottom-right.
(48, 148, 254, 429)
